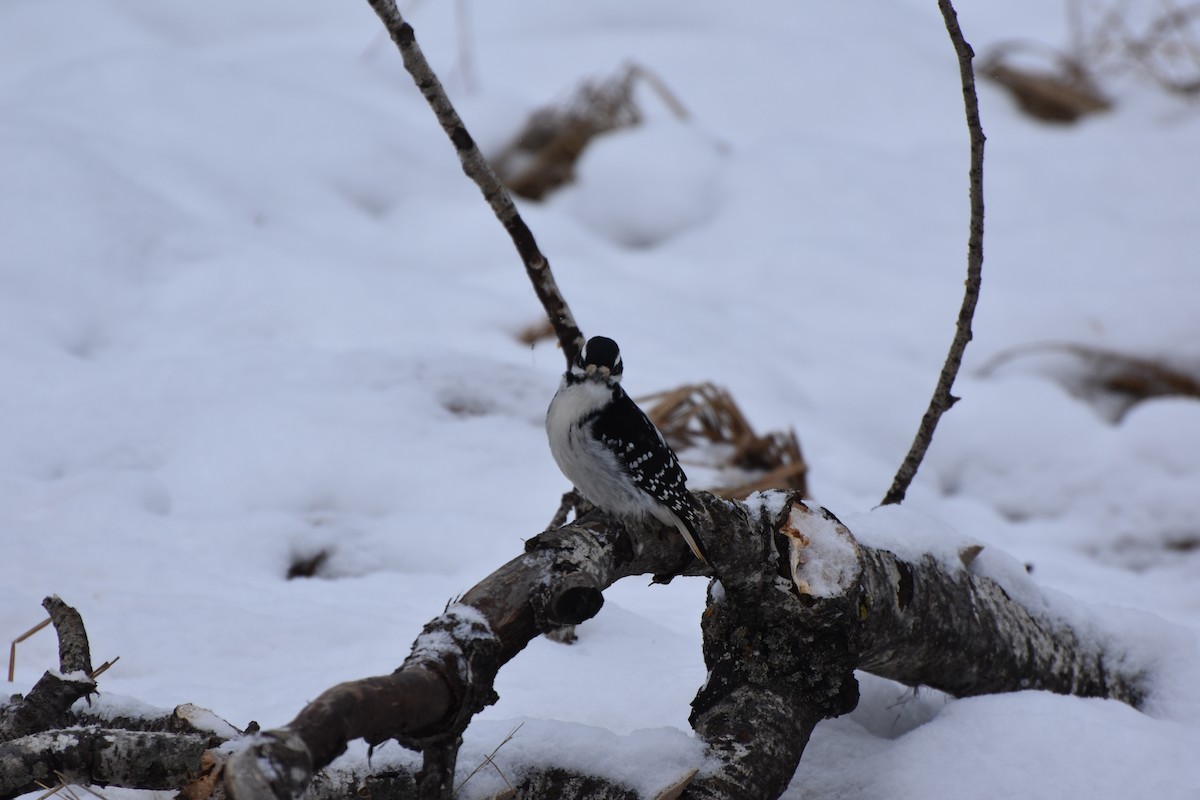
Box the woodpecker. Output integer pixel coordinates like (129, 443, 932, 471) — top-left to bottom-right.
(545, 336, 713, 567)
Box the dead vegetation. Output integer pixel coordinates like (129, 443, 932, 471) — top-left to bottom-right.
(516, 319, 555, 348)
(517, 331, 811, 501)
(980, 43, 1112, 123)
(979, 341, 1200, 421)
(641, 383, 809, 500)
(489, 63, 689, 201)
(981, 0, 1200, 123)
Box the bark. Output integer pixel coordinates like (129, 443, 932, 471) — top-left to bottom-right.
(2, 501, 1151, 800)
(0, 728, 211, 797)
(0, 5, 1138, 797)
(224, 511, 715, 800)
(0, 598, 236, 800)
(685, 504, 860, 798)
(42, 595, 93, 675)
(0, 596, 97, 742)
(61, 702, 244, 740)
(856, 547, 1143, 704)
(307, 762, 647, 800)
(222, 495, 1148, 800)
(0, 671, 95, 743)
(302, 750, 698, 800)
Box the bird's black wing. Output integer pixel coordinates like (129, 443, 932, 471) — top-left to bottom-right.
(591, 388, 703, 532)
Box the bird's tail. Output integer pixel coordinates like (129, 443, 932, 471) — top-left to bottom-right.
(673, 514, 714, 566)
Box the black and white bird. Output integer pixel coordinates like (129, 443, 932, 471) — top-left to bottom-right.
(546, 335, 713, 566)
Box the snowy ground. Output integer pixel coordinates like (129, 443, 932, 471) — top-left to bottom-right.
(3, 0, 1200, 797)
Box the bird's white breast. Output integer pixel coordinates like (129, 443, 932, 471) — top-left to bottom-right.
(545, 379, 654, 516)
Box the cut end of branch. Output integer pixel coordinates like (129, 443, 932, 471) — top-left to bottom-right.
(781, 503, 862, 598)
(224, 729, 314, 800)
(548, 576, 605, 626)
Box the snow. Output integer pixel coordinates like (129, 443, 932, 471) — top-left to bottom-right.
(3, 0, 1200, 798)
(786, 504, 860, 597)
(559, 118, 727, 248)
(407, 603, 497, 682)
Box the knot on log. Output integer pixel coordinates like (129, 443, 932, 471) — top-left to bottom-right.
(537, 572, 605, 628)
(525, 525, 614, 632)
(224, 729, 313, 800)
(394, 604, 500, 751)
(691, 578, 861, 723)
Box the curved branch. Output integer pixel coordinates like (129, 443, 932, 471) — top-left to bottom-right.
(226, 512, 716, 800)
(42, 596, 93, 676)
(365, 0, 586, 365)
(3, 502, 1149, 800)
(225, 496, 1146, 800)
(882, 0, 986, 506)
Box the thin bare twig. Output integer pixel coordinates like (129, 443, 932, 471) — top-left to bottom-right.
(364, 0, 586, 366)
(881, 0, 985, 506)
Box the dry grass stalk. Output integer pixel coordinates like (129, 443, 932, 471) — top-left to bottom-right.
(979, 341, 1200, 421)
(57, 775, 107, 800)
(89, 656, 120, 680)
(1128, 1, 1200, 94)
(979, 43, 1112, 123)
(982, 1, 1200, 123)
(491, 62, 689, 201)
(8, 615, 52, 682)
(453, 722, 523, 797)
(1072, 0, 1200, 94)
(516, 318, 555, 347)
(641, 382, 808, 500)
(34, 782, 67, 800)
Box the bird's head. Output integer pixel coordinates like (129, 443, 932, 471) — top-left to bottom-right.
(570, 335, 624, 384)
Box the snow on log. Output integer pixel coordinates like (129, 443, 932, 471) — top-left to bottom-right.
(0, 505, 1150, 800)
(224, 491, 1149, 800)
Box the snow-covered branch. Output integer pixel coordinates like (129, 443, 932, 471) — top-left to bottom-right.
(1, 499, 1152, 800)
(222, 493, 1148, 800)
